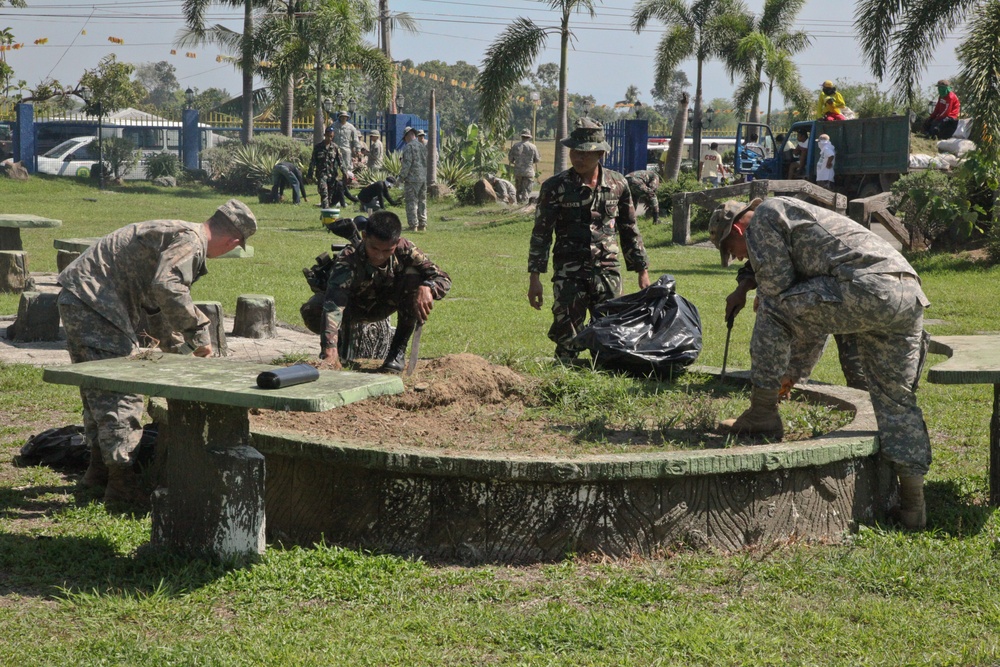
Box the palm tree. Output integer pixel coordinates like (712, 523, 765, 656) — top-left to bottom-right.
(632, 0, 745, 166)
(478, 0, 597, 175)
(723, 0, 810, 125)
(180, 0, 270, 144)
(855, 0, 999, 151)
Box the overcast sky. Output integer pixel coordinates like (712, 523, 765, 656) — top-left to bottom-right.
(1, 0, 965, 111)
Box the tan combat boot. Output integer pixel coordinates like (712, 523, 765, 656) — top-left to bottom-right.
(80, 443, 109, 488)
(104, 464, 149, 506)
(894, 475, 926, 530)
(720, 386, 784, 439)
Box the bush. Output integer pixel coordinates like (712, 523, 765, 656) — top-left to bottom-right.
(892, 169, 980, 249)
(656, 172, 707, 219)
(200, 135, 310, 194)
(89, 136, 138, 181)
(145, 151, 181, 180)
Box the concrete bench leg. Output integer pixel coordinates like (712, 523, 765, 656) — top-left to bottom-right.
(151, 400, 265, 560)
(0, 250, 30, 293)
(6, 291, 61, 342)
(232, 294, 276, 339)
(195, 301, 228, 357)
(56, 250, 82, 272)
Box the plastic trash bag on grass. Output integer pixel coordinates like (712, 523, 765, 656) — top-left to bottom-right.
(572, 274, 702, 377)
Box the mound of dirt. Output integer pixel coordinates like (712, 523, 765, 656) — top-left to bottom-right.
(394, 353, 533, 410)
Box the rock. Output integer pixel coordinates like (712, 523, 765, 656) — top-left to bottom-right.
(428, 182, 453, 200)
(473, 179, 498, 205)
(152, 176, 177, 187)
(0, 161, 29, 181)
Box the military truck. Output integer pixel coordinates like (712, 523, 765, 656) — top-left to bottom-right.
(734, 115, 911, 198)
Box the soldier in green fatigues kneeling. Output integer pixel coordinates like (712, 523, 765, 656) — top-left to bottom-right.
(527, 118, 650, 361)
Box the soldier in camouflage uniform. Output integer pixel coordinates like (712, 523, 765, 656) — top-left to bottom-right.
(488, 174, 517, 204)
(624, 169, 661, 224)
(367, 130, 384, 171)
(57, 200, 257, 504)
(308, 128, 345, 209)
(528, 118, 651, 361)
(508, 128, 541, 203)
(319, 210, 450, 373)
(710, 196, 931, 529)
(399, 127, 428, 231)
(330, 110, 363, 169)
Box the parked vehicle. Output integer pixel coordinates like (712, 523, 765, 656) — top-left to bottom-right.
(734, 116, 911, 197)
(647, 136, 738, 174)
(0, 122, 12, 161)
(36, 136, 100, 178)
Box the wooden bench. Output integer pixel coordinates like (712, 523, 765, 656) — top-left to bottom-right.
(42, 355, 404, 560)
(927, 335, 1000, 505)
(0, 214, 61, 293)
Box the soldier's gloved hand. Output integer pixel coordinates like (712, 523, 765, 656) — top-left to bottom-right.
(528, 273, 544, 310)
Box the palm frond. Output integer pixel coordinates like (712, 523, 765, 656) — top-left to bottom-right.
(477, 17, 549, 133)
(388, 12, 420, 35)
(956, 1, 1000, 151)
(631, 0, 689, 33)
(653, 25, 696, 87)
(854, 0, 912, 81)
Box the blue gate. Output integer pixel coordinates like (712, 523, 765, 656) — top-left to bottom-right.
(603, 119, 648, 175)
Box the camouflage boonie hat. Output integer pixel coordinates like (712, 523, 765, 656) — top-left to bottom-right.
(403, 126, 416, 138)
(215, 199, 257, 250)
(708, 198, 761, 267)
(561, 117, 611, 152)
(369, 129, 380, 138)
(520, 128, 532, 138)
(337, 110, 349, 118)
(416, 129, 426, 138)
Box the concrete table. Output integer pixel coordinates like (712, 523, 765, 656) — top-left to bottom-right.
(928, 335, 1000, 505)
(43, 355, 403, 560)
(0, 214, 62, 293)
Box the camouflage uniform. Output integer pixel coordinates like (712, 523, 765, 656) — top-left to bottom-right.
(309, 139, 343, 209)
(57, 220, 213, 466)
(367, 138, 384, 171)
(399, 138, 428, 230)
(331, 118, 362, 168)
(625, 170, 661, 223)
(508, 135, 541, 203)
(320, 237, 451, 358)
(490, 176, 517, 204)
(745, 197, 931, 475)
(530, 165, 649, 359)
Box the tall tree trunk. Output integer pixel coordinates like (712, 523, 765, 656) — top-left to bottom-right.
(691, 56, 703, 168)
(313, 60, 324, 144)
(748, 63, 762, 124)
(428, 89, 438, 188)
(664, 92, 689, 181)
(240, 0, 254, 144)
(381, 0, 396, 115)
(281, 75, 294, 137)
(554, 10, 570, 174)
(766, 79, 774, 128)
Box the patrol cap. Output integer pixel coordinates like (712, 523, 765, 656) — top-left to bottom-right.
(821, 80, 834, 88)
(369, 129, 380, 137)
(708, 198, 762, 267)
(214, 198, 257, 250)
(561, 117, 611, 152)
(520, 128, 532, 138)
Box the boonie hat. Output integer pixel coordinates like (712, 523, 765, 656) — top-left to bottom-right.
(369, 129, 380, 138)
(561, 117, 611, 152)
(520, 128, 532, 138)
(337, 110, 349, 118)
(708, 198, 762, 267)
(214, 199, 257, 250)
(403, 126, 416, 137)
(416, 129, 426, 138)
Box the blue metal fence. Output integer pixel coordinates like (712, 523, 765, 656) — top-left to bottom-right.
(604, 119, 649, 175)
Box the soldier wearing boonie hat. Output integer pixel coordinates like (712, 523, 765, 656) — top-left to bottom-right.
(527, 117, 650, 361)
(367, 129, 384, 170)
(509, 127, 541, 203)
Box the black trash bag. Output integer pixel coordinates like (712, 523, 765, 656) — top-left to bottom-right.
(16, 423, 160, 473)
(572, 274, 702, 377)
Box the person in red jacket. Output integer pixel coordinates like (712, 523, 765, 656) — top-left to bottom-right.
(923, 79, 961, 140)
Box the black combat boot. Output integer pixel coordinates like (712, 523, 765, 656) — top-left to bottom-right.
(379, 320, 416, 373)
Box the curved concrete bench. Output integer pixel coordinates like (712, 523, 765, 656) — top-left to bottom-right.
(153, 369, 889, 562)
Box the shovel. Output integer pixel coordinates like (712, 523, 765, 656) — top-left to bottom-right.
(720, 313, 734, 382)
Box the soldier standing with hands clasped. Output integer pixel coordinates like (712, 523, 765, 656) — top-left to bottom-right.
(508, 128, 541, 203)
(528, 118, 650, 362)
(57, 200, 257, 504)
(709, 196, 932, 529)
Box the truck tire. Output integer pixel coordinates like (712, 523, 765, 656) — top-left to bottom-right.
(858, 182, 880, 199)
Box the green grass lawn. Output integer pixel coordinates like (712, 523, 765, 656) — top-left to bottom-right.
(2, 174, 1000, 665)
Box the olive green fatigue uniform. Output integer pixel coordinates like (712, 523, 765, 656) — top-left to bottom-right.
(624, 170, 661, 222)
(399, 139, 428, 230)
(529, 165, 649, 359)
(57, 220, 212, 466)
(745, 197, 931, 475)
(309, 139, 343, 209)
(509, 139, 541, 203)
(320, 238, 451, 358)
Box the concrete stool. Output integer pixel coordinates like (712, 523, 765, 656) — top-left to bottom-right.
(216, 245, 255, 259)
(195, 301, 228, 357)
(232, 294, 276, 339)
(0, 250, 30, 293)
(6, 291, 61, 342)
(54, 237, 100, 272)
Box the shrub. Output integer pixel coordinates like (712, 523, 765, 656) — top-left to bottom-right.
(437, 154, 475, 189)
(200, 135, 310, 194)
(145, 151, 181, 180)
(656, 172, 707, 219)
(891, 169, 980, 249)
(89, 136, 138, 181)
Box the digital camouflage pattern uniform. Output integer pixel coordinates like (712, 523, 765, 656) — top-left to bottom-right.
(508, 136, 541, 203)
(320, 237, 451, 358)
(399, 138, 428, 230)
(624, 169, 661, 223)
(491, 176, 517, 204)
(331, 118, 362, 168)
(309, 138, 343, 209)
(745, 197, 931, 475)
(57, 220, 212, 466)
(367, 137, 384, 170)
(530, 165, 649, 359)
